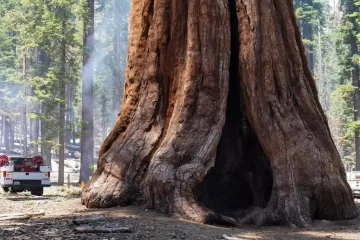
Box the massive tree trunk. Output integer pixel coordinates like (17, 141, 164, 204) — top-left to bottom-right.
(82, 0, 358, 227)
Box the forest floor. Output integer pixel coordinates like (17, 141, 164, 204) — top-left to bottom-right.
(0, 186, 360, 240)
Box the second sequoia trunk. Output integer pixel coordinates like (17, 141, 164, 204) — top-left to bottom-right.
(82, 0, 358, 227)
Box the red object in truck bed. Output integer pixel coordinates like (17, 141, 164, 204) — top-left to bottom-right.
(0, 155, 9, 167)
(12, 156, 45, 172)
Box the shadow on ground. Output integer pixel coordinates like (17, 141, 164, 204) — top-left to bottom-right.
(1, 194, 360, 240)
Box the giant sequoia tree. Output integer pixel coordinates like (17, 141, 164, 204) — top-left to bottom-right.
(82, 0, 358, 227)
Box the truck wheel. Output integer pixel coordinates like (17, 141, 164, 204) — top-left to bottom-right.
(33, 187, 43, 196)
(2, 187, 9, 193)
(9, 188, 19, 194)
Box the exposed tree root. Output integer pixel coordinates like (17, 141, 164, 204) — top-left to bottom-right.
(81, 170, 130, 208)
(174, 195, 237, 226)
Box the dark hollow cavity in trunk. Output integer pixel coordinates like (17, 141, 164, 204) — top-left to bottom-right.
(197, 0, 273, 218)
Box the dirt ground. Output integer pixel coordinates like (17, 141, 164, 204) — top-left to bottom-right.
(1, 187, 360, 240)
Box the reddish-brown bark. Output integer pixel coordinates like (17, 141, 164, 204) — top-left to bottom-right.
(82, 0, 358, 227)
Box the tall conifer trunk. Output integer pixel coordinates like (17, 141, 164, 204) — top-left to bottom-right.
(0, 115, 3, 150)
(80, 0, 95, 182)
(22, 54, 28, 157)
(58, 20, 66, 185)
(82, 0, 358, 227)
(4, 115, 10, 154)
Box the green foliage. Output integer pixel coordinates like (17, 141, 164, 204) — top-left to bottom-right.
(0, 0, 130, 166)
(89, 163, 97, 173)
(347, 121, 360, 135)
(0, 0, 23, 121)
(296, 0, 325, 24)
(295, 0, 325, 41)
(0, 0, 84, 156)
(19, 0, 83, 151)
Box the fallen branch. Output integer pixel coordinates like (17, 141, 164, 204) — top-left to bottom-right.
(74, 226, 133, 233)
(0, 210, 45, 221)
(72, 215, 105, 225)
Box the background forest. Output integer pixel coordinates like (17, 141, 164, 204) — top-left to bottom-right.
(0, 0, 359, 183)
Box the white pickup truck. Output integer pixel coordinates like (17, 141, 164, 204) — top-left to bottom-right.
(0, 155, 51, 196)
(347, 171, 360, 198)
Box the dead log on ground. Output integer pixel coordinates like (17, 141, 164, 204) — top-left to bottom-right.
(72, 215, 105, 225)
(0, 210, 45, 221)
(74, 226, 133, 233)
